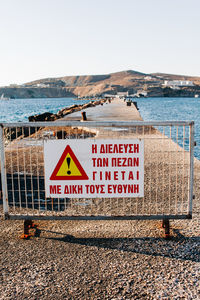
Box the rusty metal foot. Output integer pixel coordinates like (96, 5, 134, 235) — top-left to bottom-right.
(162, 219, 170, 239)
(20, 220, 38, 239)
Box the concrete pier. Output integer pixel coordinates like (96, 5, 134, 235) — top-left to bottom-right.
(63, 98, 143, 122)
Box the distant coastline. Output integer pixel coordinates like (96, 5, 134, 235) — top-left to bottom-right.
(1, 70, 200, 99)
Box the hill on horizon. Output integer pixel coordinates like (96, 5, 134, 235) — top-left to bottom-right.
(1, 69, 200, 99)
(23, 69, 200, 97)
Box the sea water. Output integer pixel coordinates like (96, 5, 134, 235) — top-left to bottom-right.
(136, 97, 200, 159)
(0, 97, 199, 159)
(0, 97, 89, 122)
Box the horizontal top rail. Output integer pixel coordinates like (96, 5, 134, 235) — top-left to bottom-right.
(0, 120, 194, 128)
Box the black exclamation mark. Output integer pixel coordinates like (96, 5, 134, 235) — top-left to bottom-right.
(66, 157, 71, 175)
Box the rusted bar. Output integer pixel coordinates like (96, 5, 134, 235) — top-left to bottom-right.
(20, 220, 38, 239)
(162, 219, 170, 239)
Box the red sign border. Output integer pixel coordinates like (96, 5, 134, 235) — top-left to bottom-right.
(50, 145, 89, 180)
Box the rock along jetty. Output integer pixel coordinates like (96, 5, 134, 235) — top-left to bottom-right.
(28, 99, 108, 122)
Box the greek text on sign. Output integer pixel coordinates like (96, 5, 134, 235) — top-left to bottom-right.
(44, 139, 144, 198)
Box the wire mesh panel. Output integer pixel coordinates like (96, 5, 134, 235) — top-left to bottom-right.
(0, 121, 194, 220)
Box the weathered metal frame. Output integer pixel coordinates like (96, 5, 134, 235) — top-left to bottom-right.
(0, 120, 195, 221)
(1, 120, 194, 127)
(8, 214, 191, 220)
(0, 124, 9, 217)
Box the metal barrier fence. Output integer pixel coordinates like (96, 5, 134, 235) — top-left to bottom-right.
(0, 121, 194, 221)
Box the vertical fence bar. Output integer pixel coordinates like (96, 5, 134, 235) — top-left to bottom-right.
(188, 122, 194, 216)
(22, 127, 28, 209)
(162, 126, 165, 215)
(148, 125, 152, 215)
(36, 127, 41, 211)
(16, 127, 22, 209)
(0, 125, 9, 217)
(175, 126, 178, 214)
(29, 127, 34, 209)
(155, 126, 159, 215)
(9, 127, 15, 209)
(168, 126, 172, 214)
(181, 126, 186, 214)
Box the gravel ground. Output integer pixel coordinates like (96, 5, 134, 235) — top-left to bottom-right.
(0, 216, 199, 299)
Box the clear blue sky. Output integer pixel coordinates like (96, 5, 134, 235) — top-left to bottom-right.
(0, 0, 200, 86)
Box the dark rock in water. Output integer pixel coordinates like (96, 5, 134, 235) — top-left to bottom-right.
(5, 99, 106, 142)
(81, 102, 95, 109)
(57, 105, 83, 117)
(58, 109, 71, 118)
(71, 106, 82, 113)
(28, 107, 82, 123)
(68, 104, 79, 109)
(56, 107, 70, 117)
(93, 100, 101, 106)
(27, 99, 102, 126)
(28, 112, 56, 122)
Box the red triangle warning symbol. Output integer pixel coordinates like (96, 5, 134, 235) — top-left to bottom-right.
(50, 145, 89, 180)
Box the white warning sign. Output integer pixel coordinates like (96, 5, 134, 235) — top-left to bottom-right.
(44, 139, 144, 198)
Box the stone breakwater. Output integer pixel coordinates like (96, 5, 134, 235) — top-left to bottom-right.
(28, 99, 107, 122)
(4, 99, 107, 142)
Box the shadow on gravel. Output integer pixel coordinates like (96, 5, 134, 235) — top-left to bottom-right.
(40, 229, 200, 263)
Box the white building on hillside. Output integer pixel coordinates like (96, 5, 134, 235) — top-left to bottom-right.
(116, 91, 129, 99)
(36, 83, 50, 88)
(117, 91, 129, 97)
(163, 80, 194, 87)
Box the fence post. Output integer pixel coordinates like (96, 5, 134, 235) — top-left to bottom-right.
(0, 124, 9, 218)
(188, 121, 195, 217)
